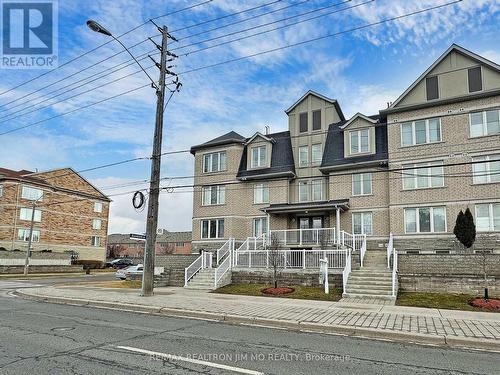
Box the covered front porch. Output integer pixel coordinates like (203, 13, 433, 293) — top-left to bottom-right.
(261, 199, 354, 248)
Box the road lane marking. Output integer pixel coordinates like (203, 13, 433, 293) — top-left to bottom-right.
(115, 345, 265, 375)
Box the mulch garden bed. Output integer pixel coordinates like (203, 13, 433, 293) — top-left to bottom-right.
(469, 298, 500, 311)
(261, 287, 295, 295)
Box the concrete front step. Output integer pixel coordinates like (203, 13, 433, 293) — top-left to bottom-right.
(347, 284, 393, 292)
(344, 288, 393, 296)
(342, 292, 396, 301)
(350, 272, 392, 278)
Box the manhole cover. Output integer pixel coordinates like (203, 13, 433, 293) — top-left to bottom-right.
(51, 327, 75, 332)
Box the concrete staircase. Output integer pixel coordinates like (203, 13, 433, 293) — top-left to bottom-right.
(343, 250, 395, 300)
(184, 268, 216, 290)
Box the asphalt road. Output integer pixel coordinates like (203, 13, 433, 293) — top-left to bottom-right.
(0, 281, 499, 374)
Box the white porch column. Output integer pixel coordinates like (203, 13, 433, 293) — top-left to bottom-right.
(336, 207, 341, 245)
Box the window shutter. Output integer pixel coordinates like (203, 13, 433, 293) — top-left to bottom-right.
(468, 67, 482, 93)
(426, 76, 439, 100)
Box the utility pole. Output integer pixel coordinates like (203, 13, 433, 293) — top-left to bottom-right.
(24, 201, 37, 276)
(141, 25, 172, 297)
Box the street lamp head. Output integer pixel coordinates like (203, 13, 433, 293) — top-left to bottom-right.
(86, 20, 112, 37)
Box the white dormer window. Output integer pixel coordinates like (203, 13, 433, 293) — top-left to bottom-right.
(203, 152, 227, 173)
(251, 146, 266, 168)
(350, 129, 369, 154)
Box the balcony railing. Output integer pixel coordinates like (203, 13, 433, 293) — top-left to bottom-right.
(269, 228, 336, 247)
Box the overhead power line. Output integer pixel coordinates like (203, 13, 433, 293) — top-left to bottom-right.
(0, 0, 214, 99)
(0, 0, 288, 112)
(0, 0, 327, 119)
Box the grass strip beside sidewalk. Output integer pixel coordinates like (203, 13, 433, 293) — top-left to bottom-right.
(397, 292, 499, 312)
(214, 284, 342, 302)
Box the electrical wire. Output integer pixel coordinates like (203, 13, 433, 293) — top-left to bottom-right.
(0, 0, 214, 98)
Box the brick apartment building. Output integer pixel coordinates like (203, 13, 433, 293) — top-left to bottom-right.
(107, 230, 192, 257)
(0, 167, 110, 262)
(190, 44, 500, 253)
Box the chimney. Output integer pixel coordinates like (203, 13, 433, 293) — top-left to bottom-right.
(265, 125, 270, 135)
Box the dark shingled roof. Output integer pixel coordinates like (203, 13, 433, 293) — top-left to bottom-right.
(190, 131, 246, 154)
(237, 131, 296, 180)
(320, 118, 388, 171)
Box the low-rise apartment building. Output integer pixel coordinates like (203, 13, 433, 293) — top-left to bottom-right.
(190, 44, 500, 253)
(0, 167, 110, 261)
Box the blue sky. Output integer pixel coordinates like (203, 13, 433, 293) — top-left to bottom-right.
(0, 0, 499, 233)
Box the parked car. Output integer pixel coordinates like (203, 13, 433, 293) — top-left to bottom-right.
(107, 258, 134, 269)
(115, 264, 143, 280)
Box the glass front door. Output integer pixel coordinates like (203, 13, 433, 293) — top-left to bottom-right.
(298, 217, 323, 229)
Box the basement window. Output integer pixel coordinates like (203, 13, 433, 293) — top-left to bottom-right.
(435, 250, 450, 255)
(405, 250, 420, 254)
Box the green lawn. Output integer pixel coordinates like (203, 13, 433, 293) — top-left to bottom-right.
(213, 284, 342, 302)
(396, 292, 498, 312)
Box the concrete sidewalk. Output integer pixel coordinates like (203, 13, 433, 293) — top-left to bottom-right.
(16, 285, 500, 352)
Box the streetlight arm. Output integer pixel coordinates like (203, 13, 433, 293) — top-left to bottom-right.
(112, 36, 159, 90)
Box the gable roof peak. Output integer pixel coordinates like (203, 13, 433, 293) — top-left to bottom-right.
(340, 113, 378, 129)
(386, 44, 500, 110)
(284, 90, 346, 120)
(245, 132, 275, 145)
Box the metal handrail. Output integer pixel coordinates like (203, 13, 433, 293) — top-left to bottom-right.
(360, 235, 367, 267)
(216, 238, 233, 264)
(392, 249, 398, 297)
(214, 251, 232, 289)
(342, 249, 351, 294)
(387, 232, 393, 268)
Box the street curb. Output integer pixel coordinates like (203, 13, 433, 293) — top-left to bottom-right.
(14, 290, 500, 352)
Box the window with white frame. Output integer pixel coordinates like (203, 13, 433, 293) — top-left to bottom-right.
(253, 183, 269, 204)
(298, 145, 309, 167)
(201, 218, 224, 239)
(402, 161, 444, 190)
(472, 155, 500, 184)
(92, 219, 102, 230)
(203, 151, 227, 173)
(401, 118, 441, 147)
(94, 202, 103, 213)
(311, 144, 322, 165)
(352, 212, 373, 235)
(18, 229, 40, 242)
(475, 203, 500, 232)
(21, 186, 43, 201)
(352, 173, 372, 196)
(251, 146, 266, 168)
(404, 206, 446, 233)
(470, 110, 500, 137)
(91, 236, 101, 247)
(253, 217, 268, 237)
(298, 181, 309, 202)
(202, 185, 225, 206)
(19, 207, 42, 222)
(311, 179, 322, 201)
(350, 129, 369, 154)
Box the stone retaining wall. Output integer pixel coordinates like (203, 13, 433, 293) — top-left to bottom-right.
(231, 269, 342, 288)
(0, 265, 83, 274)
(398, 253, 500, 295)
(155, 254, 200, 269)
(0, 251, 71, 266)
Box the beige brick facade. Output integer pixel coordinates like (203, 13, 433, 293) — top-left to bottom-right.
(191, 46, 500, 252)
(0, 168, 110, 262)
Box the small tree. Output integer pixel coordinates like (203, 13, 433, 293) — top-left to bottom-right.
(268, 234, 284, 289)
(453, 208, 476, 249)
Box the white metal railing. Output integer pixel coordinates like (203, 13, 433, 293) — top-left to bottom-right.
(359, 235, 367, 267)
(341, 232, 365, 252)
(269, 228, 336, 247)
(214, 250, 232, 289)
(236, 234, 267, 252)
(216, 238, 234, 264)
(392, 249, 398, 297)
(342, 249, 352, 294)
(387, 232, 393, 268)
(184, 250, 212, 286)
(234, 249, 346, 269)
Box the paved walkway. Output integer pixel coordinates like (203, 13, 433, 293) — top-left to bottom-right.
(17, 285, 500, 351)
